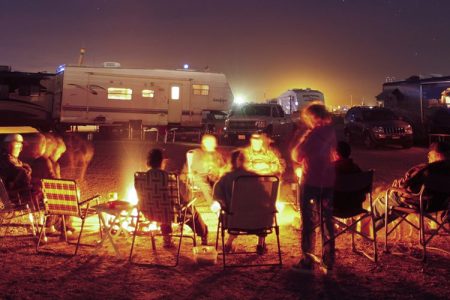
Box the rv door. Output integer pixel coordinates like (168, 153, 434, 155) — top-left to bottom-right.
(168, 84, 184, 124)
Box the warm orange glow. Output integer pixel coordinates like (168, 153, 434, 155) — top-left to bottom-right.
(295, 167, 303, 180)
(242, 134, 283, 175)
(201, 134, 217, 152)
(126, 185, 139, 205)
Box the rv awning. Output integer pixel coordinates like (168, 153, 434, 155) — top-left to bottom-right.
(376, 90, 393, 100)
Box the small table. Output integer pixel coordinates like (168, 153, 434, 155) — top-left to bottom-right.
(95, 201, 136, 257)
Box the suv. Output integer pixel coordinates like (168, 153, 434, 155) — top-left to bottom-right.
(344, 106, 414, 148)
(223, 103, 294, 143)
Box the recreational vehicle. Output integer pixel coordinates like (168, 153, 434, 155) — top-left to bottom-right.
(376, 75, 450, 140)
(0, 65, 234, 133)
(56, 65, 233, 130)
(273, 88, 324, 117)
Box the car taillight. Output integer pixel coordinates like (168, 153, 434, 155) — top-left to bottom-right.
(405, 124, 413, 134)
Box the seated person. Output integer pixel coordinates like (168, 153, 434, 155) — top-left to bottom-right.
(146, 148, 209, 248)
(184, 134, 226, 204)
(0, 134, 32, 205)
(213, 150, 268, 255)
(333, 141, 365, 216)
(30, 134, 76, 240)
(242, 133, 283, 176)
(371, 141, 450, 231)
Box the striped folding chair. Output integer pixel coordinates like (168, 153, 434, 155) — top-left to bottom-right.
(36, 178, 101, 255)
(129, 170, 196, 267)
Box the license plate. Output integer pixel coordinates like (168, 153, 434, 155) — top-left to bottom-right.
(392, 135, 400, 139)
(238, 135, 246, 140)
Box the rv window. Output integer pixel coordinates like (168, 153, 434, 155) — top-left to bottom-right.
(192, 84, 209, 96)
(108, 88, 132, 100)
(142, 89, 155, 98)
(171, 86, 180, 100)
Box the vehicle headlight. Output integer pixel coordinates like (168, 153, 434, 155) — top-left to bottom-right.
(405, 124, 413, 134)
(255, 120, 267, 128)
(371, 126, 384, 134)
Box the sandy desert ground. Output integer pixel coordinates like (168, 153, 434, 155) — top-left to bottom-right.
(0, 136, 449, 300)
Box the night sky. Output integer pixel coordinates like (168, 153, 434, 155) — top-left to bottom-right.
(1, 0, 450, 106)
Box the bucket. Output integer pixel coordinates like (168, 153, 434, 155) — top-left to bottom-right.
(192, 246, 218, 265)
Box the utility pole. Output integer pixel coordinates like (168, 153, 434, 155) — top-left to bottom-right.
(350, 94, 353, 107)
(78, 48, 85, 66)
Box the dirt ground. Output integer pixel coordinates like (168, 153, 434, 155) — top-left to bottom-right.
(1, 138, 449, 300)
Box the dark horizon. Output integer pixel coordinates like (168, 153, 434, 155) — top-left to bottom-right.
(1, 0, 450, 106)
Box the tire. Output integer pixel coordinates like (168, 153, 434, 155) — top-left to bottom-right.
(402, 141, 413, 149)
(344, 130, 352, 144)
(363, 133, 376, 149)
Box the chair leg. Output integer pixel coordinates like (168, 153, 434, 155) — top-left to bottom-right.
(61, 215, 68, 243)
(26, 204, 37, 237)
(275, 224, 282, 266)
(371, 215, 378, 264)
(215, 217, 221, 250)
(221, 223, 226, 269)
(36, 215, 48, 251)
(419, 212, 427, 262)
(129, 214, 140, 262)
(384, 192, 389, 253)
(192, 207, 197, 247)
(98, 214, 103, 239)
(75, 217, 87, 255)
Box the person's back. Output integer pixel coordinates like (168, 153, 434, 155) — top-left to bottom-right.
(333, 141, 365, 216)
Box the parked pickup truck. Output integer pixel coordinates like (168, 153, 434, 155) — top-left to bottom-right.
(223, 103, 294, 143)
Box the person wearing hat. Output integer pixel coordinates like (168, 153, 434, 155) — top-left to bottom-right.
(0, 134, 33, 204)
(242, 133, 282, 176)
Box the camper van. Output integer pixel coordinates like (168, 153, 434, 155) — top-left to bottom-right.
(56, 65, 233, 130)
(0, 65, 233, 133)
(273, 88, 324, 117)
(376, 75, 450, 140)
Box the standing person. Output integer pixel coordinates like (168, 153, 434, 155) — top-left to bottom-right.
(291, 102, 337, 274)
(0, 134, 32, 204)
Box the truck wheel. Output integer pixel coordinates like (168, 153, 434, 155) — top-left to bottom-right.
(402, 141, 413, 149)
(363, 133, 376, 149)
(344, 130, 352, 144)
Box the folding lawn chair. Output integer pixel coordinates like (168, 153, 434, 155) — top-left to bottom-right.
(129, 171, 196, 267)
(384, 173, 450, 262)
(0, 178, 37, 239)
(216, 175, 282, 268)
(321, 170, 378, 263)
(36, 178, 101, 255)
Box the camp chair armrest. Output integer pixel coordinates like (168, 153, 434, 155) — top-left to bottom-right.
(79, 194, 101, 207)
(386, 187, 418, 199)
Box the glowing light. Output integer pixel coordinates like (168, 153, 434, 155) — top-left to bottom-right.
(210, 201, 221, 213)
(126, 185, 139, 205)
(295, 167, 303, 180)
(276, 201, 285, 213)
(234, 95, 246, 105)
(183, 64, 189, 69)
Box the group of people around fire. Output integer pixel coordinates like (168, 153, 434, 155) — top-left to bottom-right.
(1, 101, 449, 274)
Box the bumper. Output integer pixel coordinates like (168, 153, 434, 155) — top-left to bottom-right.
(373, 133, 413, 145)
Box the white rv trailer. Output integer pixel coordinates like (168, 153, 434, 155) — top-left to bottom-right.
(274, 88, 324, 115)
(54, 65, 233, 129)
